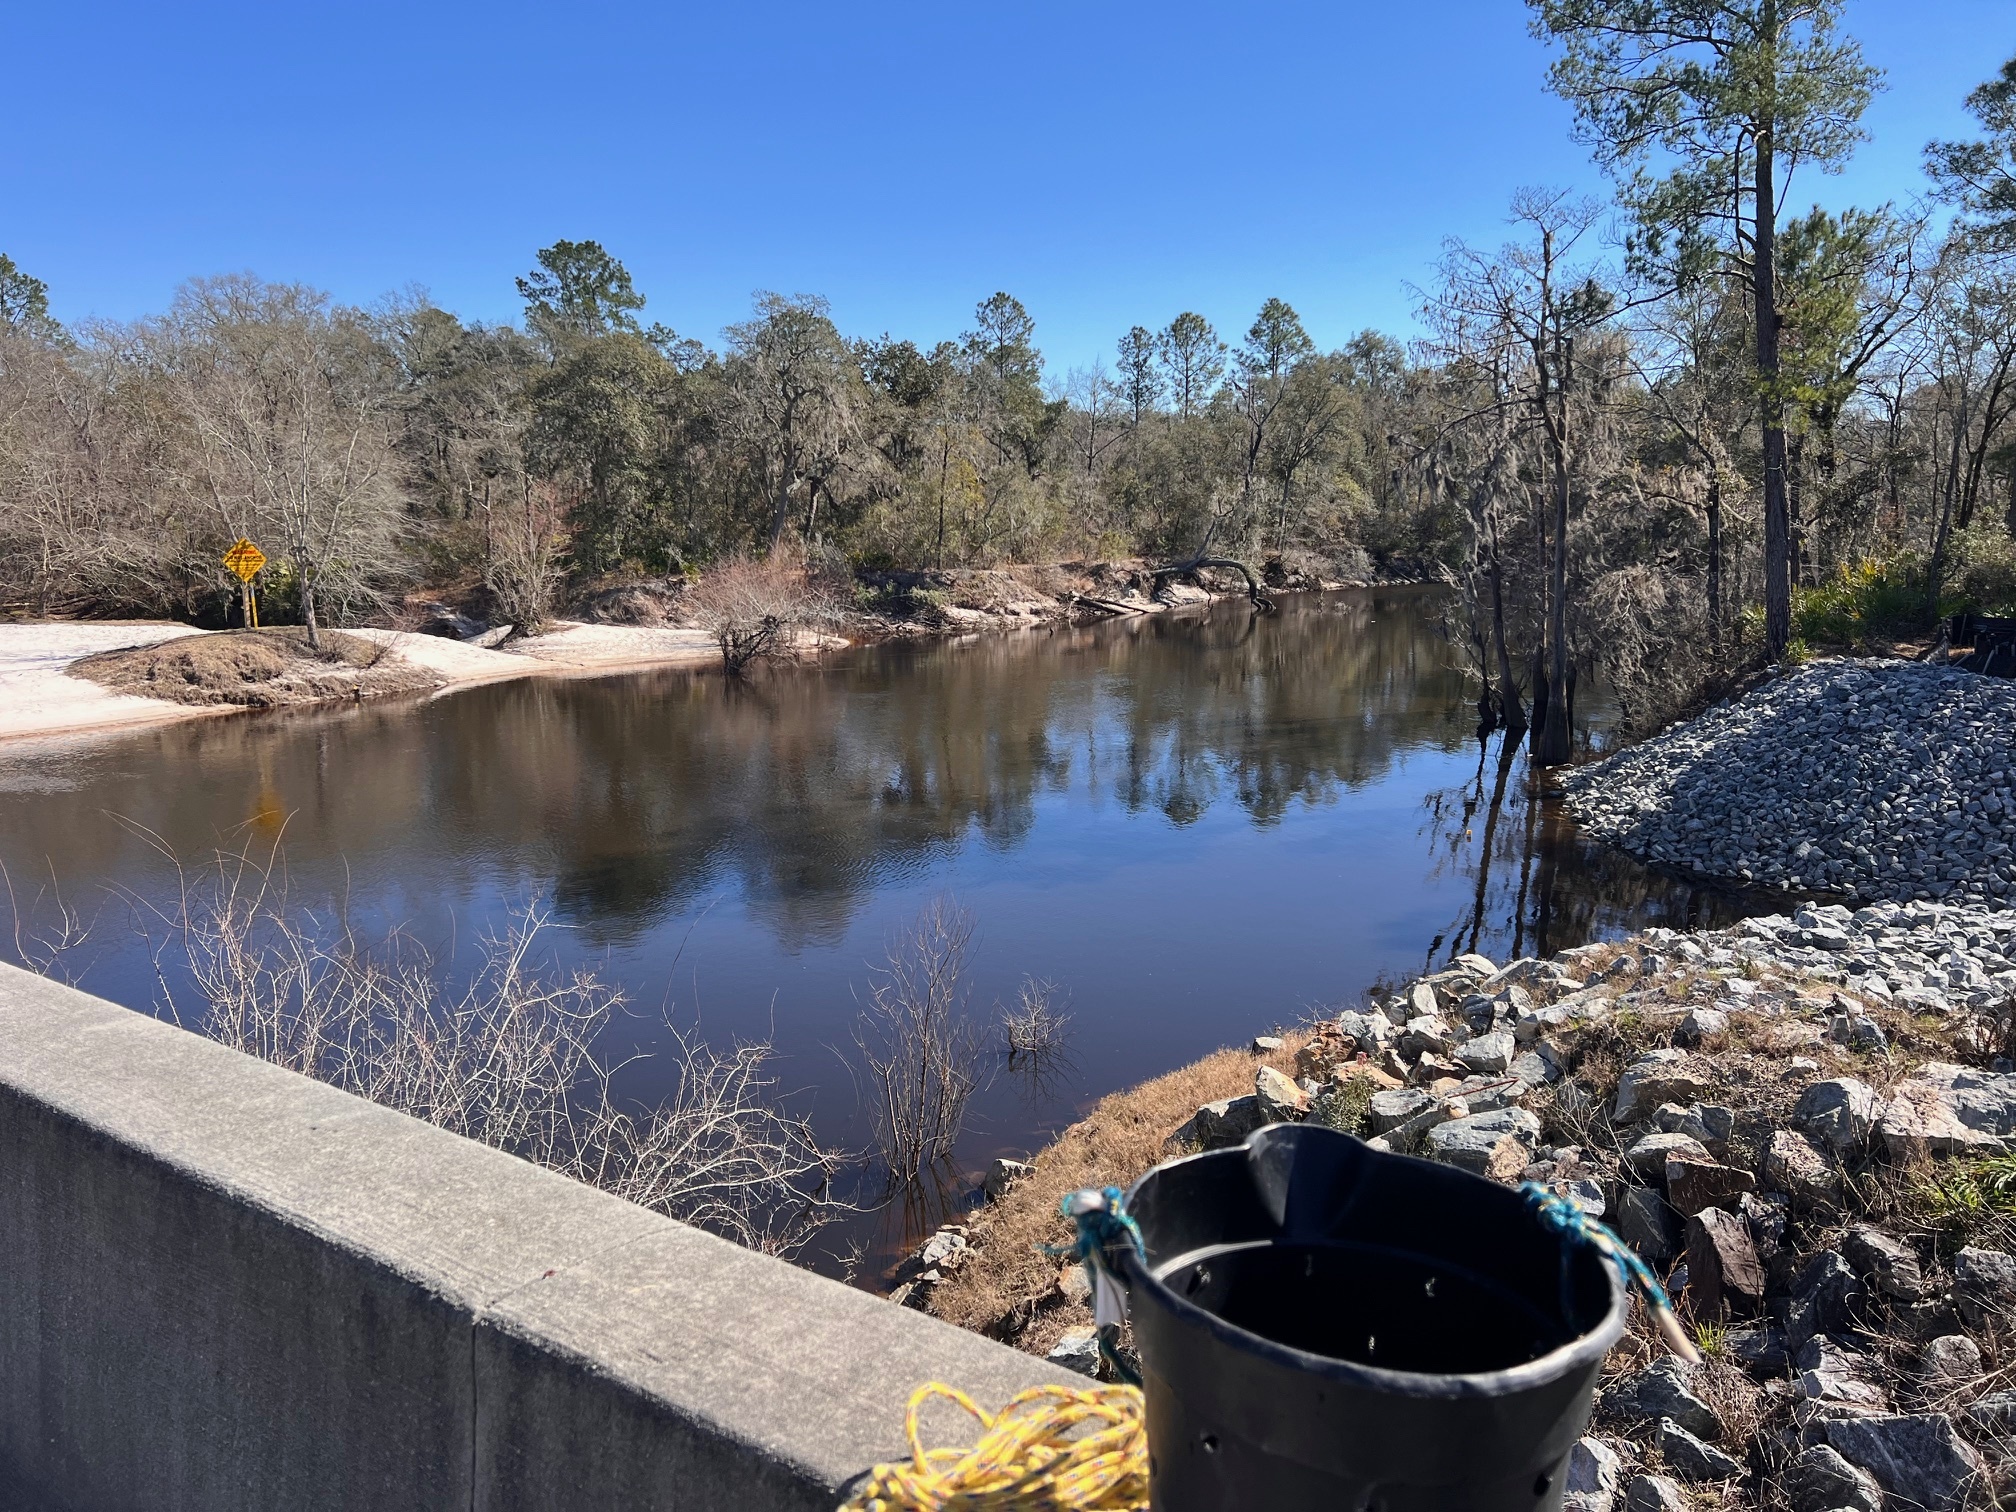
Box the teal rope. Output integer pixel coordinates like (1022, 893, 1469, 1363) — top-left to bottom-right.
(1522, 1181, 1691, 1355)
(1042, 1186, 1145, 1386)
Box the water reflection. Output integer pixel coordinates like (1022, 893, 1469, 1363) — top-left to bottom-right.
(1418, 735, 1745, 978)
(0, 588, 1762, 1273)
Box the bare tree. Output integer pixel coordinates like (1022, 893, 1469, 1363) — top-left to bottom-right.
(160, 277, 407, 643)
(1422, 190, 1614, 764)
(486, 476, 569, 633)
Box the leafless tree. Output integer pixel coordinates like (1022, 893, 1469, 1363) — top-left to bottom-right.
(159, 277, 408, 643)
(999, 974, 1070, 1058)
(485, 476, 569, 632)
(850, 897, 988, 1183)
(1422, 189, 1615, 763)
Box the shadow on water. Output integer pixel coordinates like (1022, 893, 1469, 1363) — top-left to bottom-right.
(0, 587, 1764, 1278)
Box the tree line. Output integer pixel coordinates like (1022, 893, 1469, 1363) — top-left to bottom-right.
(0, 241, 1422, 633)
(1427, 8, 2016, 753)
(1, 3, 2014, 754)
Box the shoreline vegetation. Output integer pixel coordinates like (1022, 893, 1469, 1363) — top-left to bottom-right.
(0, 556, 1400, 744)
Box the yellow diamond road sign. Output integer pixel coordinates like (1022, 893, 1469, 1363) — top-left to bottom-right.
(223, 539, 266, 582)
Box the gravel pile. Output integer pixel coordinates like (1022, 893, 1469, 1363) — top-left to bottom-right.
(948, 892, 2016, 1502)
(1201, 909, 2014, 1506)
(1564, 659, 2016, 904)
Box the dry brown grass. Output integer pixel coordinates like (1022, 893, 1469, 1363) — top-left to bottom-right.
(928, 1032, 1308, 1358)
(70, 628, 439, 707)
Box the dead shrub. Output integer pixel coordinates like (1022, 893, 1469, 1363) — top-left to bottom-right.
(1001, 975, 1071, 1059)
(118, 830, 843, 1255)
(850, 897, 988, 1184)
(685, 551, 834, 675)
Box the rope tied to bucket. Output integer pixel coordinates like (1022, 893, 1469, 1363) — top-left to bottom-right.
(1040, 1186, 1145, 1386)
(1521, 1181, 1701, 1364)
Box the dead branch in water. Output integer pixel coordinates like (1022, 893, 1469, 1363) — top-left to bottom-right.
(851, 896, 988, 1183)
(1150, 554, 1277, 611)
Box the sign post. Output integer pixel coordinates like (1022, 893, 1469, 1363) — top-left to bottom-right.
(222, 539, 267, 629)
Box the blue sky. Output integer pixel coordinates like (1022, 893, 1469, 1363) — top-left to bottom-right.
(4, 1, 2007, 372)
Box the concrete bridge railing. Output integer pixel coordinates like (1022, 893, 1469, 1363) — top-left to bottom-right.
(0, 962, 1066, 1510)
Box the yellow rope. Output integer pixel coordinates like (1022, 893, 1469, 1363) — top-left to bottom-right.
(840, 1381, 1149, 1512)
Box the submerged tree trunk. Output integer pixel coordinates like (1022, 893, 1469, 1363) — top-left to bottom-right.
(1488, 544, 1525, 736)
(1528, 643, 1549, 751)
(1534, 327, 1574, 767)
(1534, 460, 1573, 766)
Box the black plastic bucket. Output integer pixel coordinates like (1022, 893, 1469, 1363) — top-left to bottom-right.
(1113, 1123, 1627, 1511)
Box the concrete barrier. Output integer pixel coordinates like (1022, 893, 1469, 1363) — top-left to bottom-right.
(0, 962, 1068, 1510)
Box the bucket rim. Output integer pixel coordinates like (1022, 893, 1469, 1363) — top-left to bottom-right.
(1117, 1134, 1630, 1400)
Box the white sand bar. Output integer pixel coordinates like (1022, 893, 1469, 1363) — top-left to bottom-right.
(0, 623, 212, 741)
(0, 621, 734, 745)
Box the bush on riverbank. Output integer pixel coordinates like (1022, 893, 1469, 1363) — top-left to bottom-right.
(1781, 538, 2016, 655)
(1791, 560, 1946, 649)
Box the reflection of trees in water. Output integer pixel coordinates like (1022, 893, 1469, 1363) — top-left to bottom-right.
(0, 590, 1483, 954)
(1419, 730, 1753, 968)
(1103, 595, 1472, 827)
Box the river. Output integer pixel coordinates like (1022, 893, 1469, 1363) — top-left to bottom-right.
(0, 587, 1755, 1275)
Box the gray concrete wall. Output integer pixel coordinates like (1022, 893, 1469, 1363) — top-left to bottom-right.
(0, 962, 1066, 1511)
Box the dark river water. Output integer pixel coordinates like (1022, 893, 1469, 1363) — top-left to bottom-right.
(0, 588, 1754, 1275)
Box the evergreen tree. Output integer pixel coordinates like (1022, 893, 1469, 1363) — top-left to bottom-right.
(516, 240, 647, 351)
(1529, 0, 1880, 660)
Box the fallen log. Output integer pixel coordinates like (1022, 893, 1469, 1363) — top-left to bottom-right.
(1150, 556, 1277, 612)
(1071, 594, 1148, 617)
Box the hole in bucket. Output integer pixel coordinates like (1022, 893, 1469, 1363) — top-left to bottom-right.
(1199, 1434, 1219, 1456)
(1533, 1472, 1551, 1495)
(1157, 1239, 1568, 1374)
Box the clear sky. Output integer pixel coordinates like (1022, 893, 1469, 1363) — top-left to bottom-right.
(4, 1, 2008, 373)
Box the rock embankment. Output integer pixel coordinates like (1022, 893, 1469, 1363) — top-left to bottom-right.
(1563, 659, 2016, 904)
(931, 899, 2016, 1508)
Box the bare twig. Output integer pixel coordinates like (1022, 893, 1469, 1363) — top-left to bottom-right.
(79, 833, 845, 1255)
(850, 896, 989, 1183)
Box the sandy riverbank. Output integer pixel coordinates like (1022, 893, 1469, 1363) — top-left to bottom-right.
(0, 565, 1404, 744)
(0, 620, 727, 744)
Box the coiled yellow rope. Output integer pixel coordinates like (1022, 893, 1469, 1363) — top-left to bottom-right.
(839, 1381, 1149, 1511)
